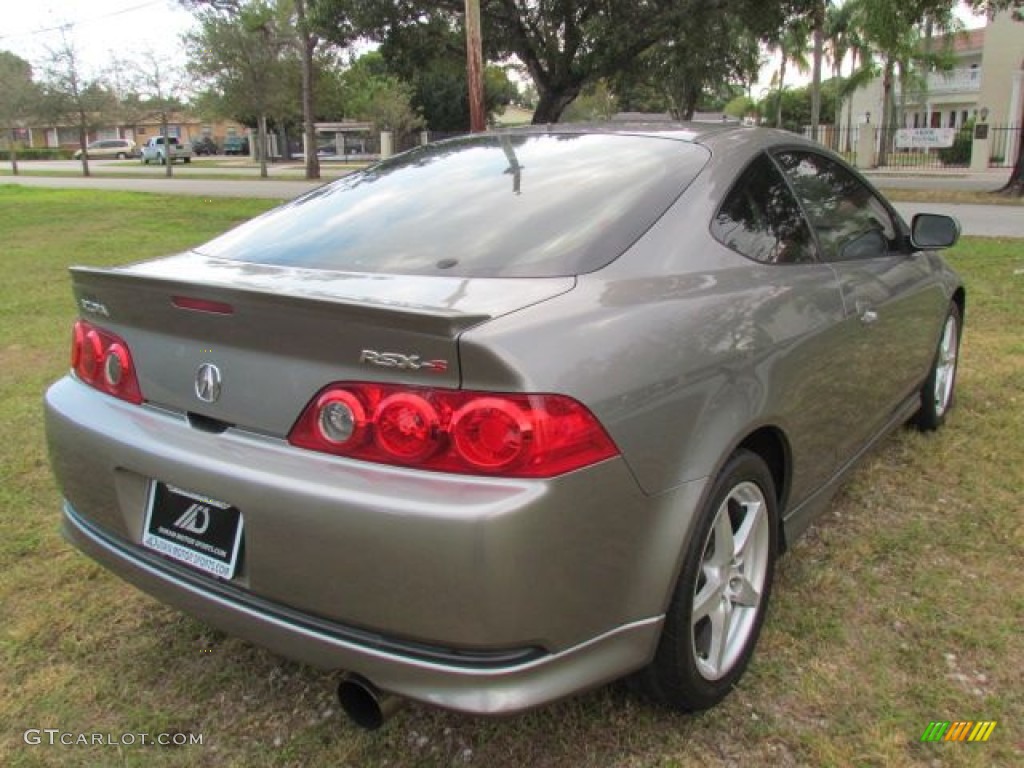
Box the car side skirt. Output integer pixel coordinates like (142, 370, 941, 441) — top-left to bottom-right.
(782, 392, 921, 543)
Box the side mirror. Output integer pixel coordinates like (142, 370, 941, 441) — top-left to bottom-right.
(911, 213, 960, 250)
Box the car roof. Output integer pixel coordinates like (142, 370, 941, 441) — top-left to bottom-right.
(489, 122, 819, 154)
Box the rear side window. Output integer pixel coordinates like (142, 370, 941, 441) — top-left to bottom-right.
(197, 133, 708, 277)
(712, 153, 816, 264)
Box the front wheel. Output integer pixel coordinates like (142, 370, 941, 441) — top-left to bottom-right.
(914, 302, 962, 431)
(116, 152, 126, 159)
(634, 449, 778, 711)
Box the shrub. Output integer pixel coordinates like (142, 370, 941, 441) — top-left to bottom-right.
(0, 147, 75, 161)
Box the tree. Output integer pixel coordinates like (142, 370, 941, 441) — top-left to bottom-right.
(561, 79, 618, 122)
(38, 31, 117, 177)
(132, 51, 189, 178)
(339, 52, 424, 143)
(0, 51, 40, 175)
(294, 0, 321, 178)
(313, 0, 813, 124)
(808, 0, 828, 141)
(614, 11, 760, 121)
(851, 0, 958, 166)
(186, 0, 294, 178)
(771, 15, 811, 128)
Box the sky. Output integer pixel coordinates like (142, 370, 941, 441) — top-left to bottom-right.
(0, 0, 990, 102)
(0, 0, 196, 76)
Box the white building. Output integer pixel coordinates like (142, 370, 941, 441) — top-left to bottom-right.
(845, 11, 1023, 132)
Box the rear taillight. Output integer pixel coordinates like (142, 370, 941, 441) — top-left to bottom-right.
(288, 383, 618, 478)
(70, 319, 144, 404)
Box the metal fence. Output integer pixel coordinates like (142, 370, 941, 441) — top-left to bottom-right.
(804, 122, 1020, 171)
(987, 124, 1022, 168)
(873, 126, 974, 170)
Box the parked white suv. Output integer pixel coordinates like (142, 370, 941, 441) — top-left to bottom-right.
(141, 136, 193, 165)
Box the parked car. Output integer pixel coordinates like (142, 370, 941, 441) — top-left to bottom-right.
(141, 136, 192, 165)
(192, 137, 218, 156)
(222, 136, 250, 155)
(45, 125, 963, 728)
(72, 138, 137, 160)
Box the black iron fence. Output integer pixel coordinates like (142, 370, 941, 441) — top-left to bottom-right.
(987, 123, 1022, 168)
(804, 122, 1020, 171)
(873, 126, 973, 170)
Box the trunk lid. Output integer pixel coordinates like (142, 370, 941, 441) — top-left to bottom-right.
(71, 251, 574, 436)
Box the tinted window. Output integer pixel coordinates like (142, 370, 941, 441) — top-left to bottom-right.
(712, 153, 816, 264)
(774, 151, 899, 262)
(196, 133, 708, 277)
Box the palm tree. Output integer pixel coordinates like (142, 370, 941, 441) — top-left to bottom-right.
(774, 16, 811, 129)
(809, 0, 829, 142)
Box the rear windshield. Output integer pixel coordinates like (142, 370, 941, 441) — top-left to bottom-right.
(196, 133, 708, 277)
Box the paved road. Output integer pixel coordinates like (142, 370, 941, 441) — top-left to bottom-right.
(3, 168, 1022, 237)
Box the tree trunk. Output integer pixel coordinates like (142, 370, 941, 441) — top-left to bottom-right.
(832, 62, 842, 151)
(295, 0, 320, 180)
(776, 53, 787, 129)
(878, 59, 894, 167)
(258, 113, 269, 179)
(10, 145, 18, 176)
(844, 49, 859, 154)
(810, 1, 824, 142)
(162, 115, 172, 178)
(78, 114, 90, 178)
(531, 85, 582, 124)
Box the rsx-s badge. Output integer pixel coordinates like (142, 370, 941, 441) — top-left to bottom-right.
(195, 363, 223, 403)
(359, 350, 449, 373)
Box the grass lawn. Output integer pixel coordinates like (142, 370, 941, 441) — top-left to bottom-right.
(1, 187, 1021, 767)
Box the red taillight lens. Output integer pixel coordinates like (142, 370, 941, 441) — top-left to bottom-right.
(70, 319, 144, 404)
(288, 383, 619, 478)
(374, 393, 441, 461)
(451, 398, 531, 471)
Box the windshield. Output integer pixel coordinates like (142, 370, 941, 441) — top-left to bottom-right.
(196, 132, 708, 277)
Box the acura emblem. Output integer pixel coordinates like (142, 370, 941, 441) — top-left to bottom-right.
(195, 363, 222, 404)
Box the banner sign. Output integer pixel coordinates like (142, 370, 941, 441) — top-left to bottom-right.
(894, 128, 957, 149)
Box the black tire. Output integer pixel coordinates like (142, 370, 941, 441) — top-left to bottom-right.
(184, 157, 191, 164)
(160, 155, 166, 166)
(914, 302, 962, 432)
(116, 152, 126, 159)
(634, 449, 778, 711)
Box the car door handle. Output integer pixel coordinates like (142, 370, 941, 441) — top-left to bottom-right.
(856, 302, 879, 325)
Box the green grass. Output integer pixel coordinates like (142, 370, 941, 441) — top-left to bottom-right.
(877, 187, 1024, 206)
(1, 187, 1021, 766)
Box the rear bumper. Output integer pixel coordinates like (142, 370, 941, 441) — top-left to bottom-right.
(64, 500, 662, 714)
(45, 375, 709, 712)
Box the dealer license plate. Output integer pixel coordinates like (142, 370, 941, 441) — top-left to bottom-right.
(142, 482, 243, 579)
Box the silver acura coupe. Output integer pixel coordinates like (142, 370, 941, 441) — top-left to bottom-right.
(45, 124, 963, 727)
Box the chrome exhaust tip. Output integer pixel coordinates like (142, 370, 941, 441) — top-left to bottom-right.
(336, 673, 403, 730)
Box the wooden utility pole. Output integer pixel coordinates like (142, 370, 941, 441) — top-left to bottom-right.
(465, 0, 486, 132)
